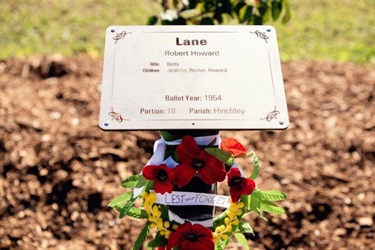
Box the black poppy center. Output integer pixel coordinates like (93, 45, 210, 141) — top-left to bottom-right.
(192, 159, 206, 170)
(185, 233, 198, 242)
(229, 177, 243, 187)
(156, 169, 168, 182)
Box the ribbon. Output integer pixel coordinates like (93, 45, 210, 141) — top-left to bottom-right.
(155, 191, 230, 208)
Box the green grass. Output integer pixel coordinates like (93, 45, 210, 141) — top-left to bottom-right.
(271, 0, 375, 63)
(1, 0, 374, 63)
(0, 0, 161, 58)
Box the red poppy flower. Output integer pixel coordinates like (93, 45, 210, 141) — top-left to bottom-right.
(142, 164, 175, 194)
(166, 222, 214, 250)
(227, 168, 256, 202)
(221, 138, 247, 158)
(174, 136, 226, 188)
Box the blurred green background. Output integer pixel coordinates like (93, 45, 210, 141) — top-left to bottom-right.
(1, 0, 374, 63)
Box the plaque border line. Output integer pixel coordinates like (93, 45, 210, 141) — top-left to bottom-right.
(131, 119, 269, 121)
(142, 31, 240, 34)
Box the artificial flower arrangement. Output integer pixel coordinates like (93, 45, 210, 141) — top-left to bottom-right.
(109, 133, 287, 250)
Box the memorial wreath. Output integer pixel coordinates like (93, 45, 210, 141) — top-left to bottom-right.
(109, 134, 287, 250)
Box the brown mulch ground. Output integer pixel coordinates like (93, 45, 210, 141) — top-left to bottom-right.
(0, 56, 374, 250)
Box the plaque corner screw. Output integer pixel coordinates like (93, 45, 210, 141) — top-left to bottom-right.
(110, 29, 115, 33)
(104, 121, 110, 126)
(279, 121, 284, 125)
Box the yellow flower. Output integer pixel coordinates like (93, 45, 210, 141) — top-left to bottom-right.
(142, 191, 149, 199)
(224, 225, 232, 233)
(238, 202, 245, 208)
(232, 219, 239, 226)
(236, 210, 243, 216)
(216, 225, 226, 232)
(224, 217, 230, 225)
(142, 192, 172, 240)
(213, 233, 220, 242)
(226, 210, 235, 219)
(213, 201, 245, 242)
(156, 218, 163, 229)
(164, 230, 171, 239)
(148, 192, 157, 203)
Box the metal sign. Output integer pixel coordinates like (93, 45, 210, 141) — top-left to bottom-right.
(99, 25, 289, 130)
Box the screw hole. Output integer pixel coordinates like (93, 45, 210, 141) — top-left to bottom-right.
(110, 29, 115, 33)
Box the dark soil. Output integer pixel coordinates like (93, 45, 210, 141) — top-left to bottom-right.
(0, 56, 374, 249)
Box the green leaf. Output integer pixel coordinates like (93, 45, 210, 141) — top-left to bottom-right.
(121, 175, 142, 188)
(108, 191, 133, 209)
(205, 148, 234, 166)
(239, 5, 253, 23)
(220, 0, 233, 15)
(164, 149, 178, 162)
(160, 130, 177, 141)
(200, 17, 215, 25)
(259, 200, 285, 214)
(250, 190, 285, 215)
(241, 194, 251, 210)
(259, 1, 270, 18)
(121, 175, 149, 189)
(179, 8, 201, 19)
(253, 14, 262, 25)
(213, 11, 223, 24)
(234, 2, 245, 16)
(145, 179, 154, 192)
(111, 204, 125, 213)
(222, 237, 230, 248)
(132, 222, 151, 250)
(241, 212, 253, 220)
(250, 190, 261, 212)
(119, 195, 138, 218)
(195, 2, 206, 12)
(213, 208, 228, 227)
(208, 137, 217, 147)
(271, 0, 282, 21)
(148, 232, 168, 247)
(249, 152, 260, 180)
(234, 233, 250, 250)
(147, 15, 158, 25)
(215, 237, 230, 250)
(158, 204, 170, 221)
(238, 221, 254, 235)
(282, 0, 291, 24)
(126, 207, 148, 219)
(135, 175, 149, 188)
(259, 190, 287, 201)
(256, 208, 269, 221)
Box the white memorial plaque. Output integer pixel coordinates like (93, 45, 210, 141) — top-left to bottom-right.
(99, 25, 289, 130)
